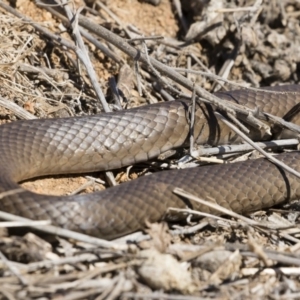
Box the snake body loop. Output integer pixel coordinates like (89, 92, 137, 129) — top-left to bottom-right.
(1, 85, 300, 239)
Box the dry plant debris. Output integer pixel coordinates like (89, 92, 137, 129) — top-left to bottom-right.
(0, 0, 299, 299)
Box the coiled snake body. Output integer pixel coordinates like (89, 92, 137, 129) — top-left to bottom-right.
(1, 85, 300, 239)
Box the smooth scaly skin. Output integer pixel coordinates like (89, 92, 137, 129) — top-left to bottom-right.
(1, 85, 300, 239)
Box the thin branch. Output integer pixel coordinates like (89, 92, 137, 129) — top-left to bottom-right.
(215, 112, 300, 178)
(0, 210, 126, 249)
(194, 138, 299, 156)
(0, 96, 37, 120)
(42, 4, 122, 64)
(59, 0, 110, 112)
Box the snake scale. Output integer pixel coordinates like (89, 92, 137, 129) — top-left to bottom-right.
(1, 85, 300, 239)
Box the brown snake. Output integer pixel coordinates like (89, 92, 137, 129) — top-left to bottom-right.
(1, 85, 300, 239)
